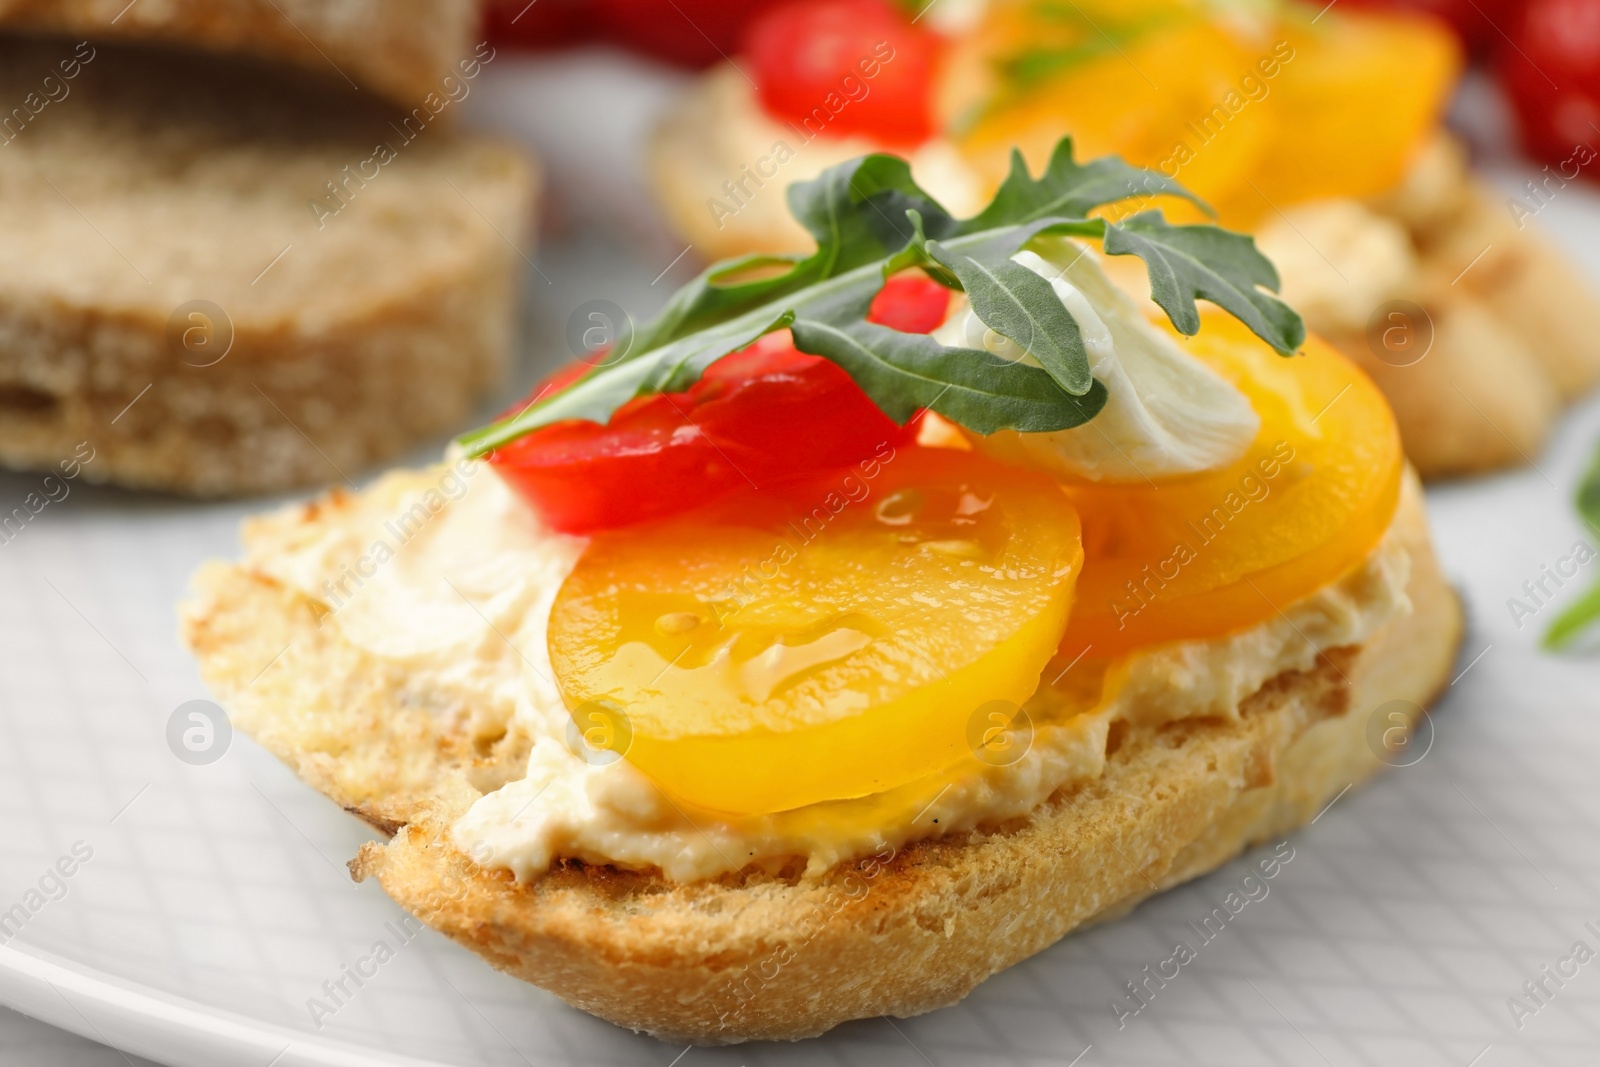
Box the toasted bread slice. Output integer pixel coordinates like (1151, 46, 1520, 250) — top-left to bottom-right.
(647, 67, 819, 264)
(0, 0, 481, 106)
(1257, 136, 1600, 479)
(181, 464, 1461, 1042)
(0, 38, 534, 495)
(1375, 134, 1600, 403)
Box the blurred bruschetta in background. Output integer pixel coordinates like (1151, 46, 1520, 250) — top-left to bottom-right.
(647, 0, 1600, 479)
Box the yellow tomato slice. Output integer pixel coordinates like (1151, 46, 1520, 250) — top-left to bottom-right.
(1059, 314, 1403, 657)
(958, 18, 1264, 223)
(1204, 10, 1461, 223)
(948, 4, 1458, 226)
(549, 449, 1083, 815)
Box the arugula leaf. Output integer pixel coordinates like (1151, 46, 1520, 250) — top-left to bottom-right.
(1103, 212, 1306, 354)
(1578, 445, 1600, 532)
(963, 141, 1210, 232)
(1001, 41, 1120, 91)
(626, 255, 806, 357)
(985, 6, 1176, 97)
(459, 137, 1303, 457)
(789, 153, 957, 273)
(1544, 584, 1600, 651)
(790, 318, 1107, 432)
(464, 314, 795, 452)
(925, 239, 1093, 396)
(1544, 443, 1600, 650)
(623, 154, 952, 358)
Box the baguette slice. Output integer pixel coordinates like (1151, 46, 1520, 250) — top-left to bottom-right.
(0, 38, 534, 495)
(0, 0, 481, 107)
(181, 465, 1462, 1043)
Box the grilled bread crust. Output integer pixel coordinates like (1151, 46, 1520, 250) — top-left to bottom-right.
(181, 470, 1461, 1042)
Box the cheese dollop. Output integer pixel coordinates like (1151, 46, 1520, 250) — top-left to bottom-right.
(934, 237, 1261, 482)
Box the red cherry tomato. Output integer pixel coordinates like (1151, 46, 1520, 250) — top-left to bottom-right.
(1498, 0, 1600, 172)
(1342, 0, 1514, 56)
(743, 0, 939, 146)
(590, 0, 787, 67)
(489, 274, 950, 533)
(483, 0, 597, 50)
(860, 267, 952, 333)
(486, 0, 786, 66)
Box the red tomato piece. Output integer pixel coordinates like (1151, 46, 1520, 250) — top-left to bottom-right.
(1343, 0, 1514, 56)
(483, 0, 597, 50)
(743, 0, 939, 146)
(867, 268, 954, 333)
(1498, 0, 1600, 172)
(489, 275, 949, 533)
(590, 0, 786, 67)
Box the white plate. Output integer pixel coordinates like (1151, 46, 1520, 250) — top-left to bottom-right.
(5, 52, 1600, 1067)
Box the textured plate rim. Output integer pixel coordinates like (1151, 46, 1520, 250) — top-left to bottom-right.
(0, 941, 461, 1067)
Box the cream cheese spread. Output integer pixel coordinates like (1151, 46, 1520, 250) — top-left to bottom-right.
(935, 237, 1262, 482)
(244, 457, 584, 745)
(251, 460, 1412, 884)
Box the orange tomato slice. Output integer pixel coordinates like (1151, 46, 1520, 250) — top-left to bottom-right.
(1058, 313, 1403, 658)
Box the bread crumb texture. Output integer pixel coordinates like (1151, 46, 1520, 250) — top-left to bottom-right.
(0, 38, 534, 494)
